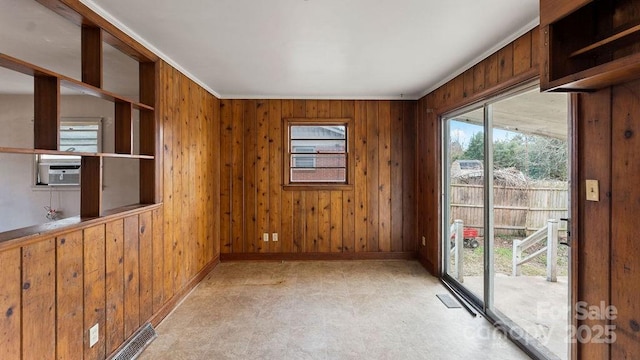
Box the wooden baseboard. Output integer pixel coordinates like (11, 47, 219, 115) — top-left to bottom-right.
(148, 255, 220, 328)
(220, 252, 417, 261)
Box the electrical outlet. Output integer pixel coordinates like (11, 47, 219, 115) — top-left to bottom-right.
(421, 236, 426, 247)
(263, 233, 269, 242)
(272, 233, 278, 242)
(89, 323, 99, 347)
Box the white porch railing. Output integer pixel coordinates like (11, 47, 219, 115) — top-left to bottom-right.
(512, 219, 559, 282)
(448, 219, 464, 283)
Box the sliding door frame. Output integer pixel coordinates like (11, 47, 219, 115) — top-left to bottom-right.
(440, 80, 571, 360)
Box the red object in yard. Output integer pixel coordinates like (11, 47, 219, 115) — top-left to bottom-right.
(463, 228, 478, 238)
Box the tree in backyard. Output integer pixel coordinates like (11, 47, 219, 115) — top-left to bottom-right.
(463, 132, 484, 160)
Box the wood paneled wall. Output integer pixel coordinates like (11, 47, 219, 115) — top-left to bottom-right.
(416, 28, 540, 273)
(219, 100, 417, 257)
(574, 80, 640, 358)
(0, 207, 163, 360)
(158, 60, 220, 289)
(0, 60, 221, 360)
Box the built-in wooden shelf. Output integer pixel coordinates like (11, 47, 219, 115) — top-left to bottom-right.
(0, 0, 159, 229)
(0, 146, 154, 160)
(541, 0, 640, 92)
(569, 22, 640, 58)
(0, 53, 154, 111)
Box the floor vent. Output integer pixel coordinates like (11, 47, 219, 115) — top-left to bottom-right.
(109, 323, 157, 360)
(436, 293, 462, 308)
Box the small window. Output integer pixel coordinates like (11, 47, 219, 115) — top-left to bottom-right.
(284, 118, 353, 188)
(36, 117, 102, 186)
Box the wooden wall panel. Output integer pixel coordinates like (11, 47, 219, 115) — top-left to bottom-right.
(402, 102, 417, 252)
(0, 205, 173, 360)
(83, 225, 106, 360)
(56, 231, 84, 360)
(268, 99, 283, 253)
(180, 78, 191, 283)
(378, 101, 392, 252)
(390, 102, 404, 252)
(341, 101, 356, 252)
(220, 100, 233, 253)
(366, 101, 380, 252)
(123, 216, 139, 338)
(244, 100, 258, 252)
(354, 101, 368, 252)
(151, 208, 164, 313)
(256, 100, 270, 253)
(576, 89, 612, 359)
(105, 219, 125, 355)
(160, 62, 175, 301)
(0, 248, 20, 360)
(138, 212, 153, 322)
(219, 99, 417, 256)
(22, 239, 56, 360)
(610, 81, 640, 358)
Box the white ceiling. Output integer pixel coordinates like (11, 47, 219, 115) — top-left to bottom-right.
(80, 0, 540, 100)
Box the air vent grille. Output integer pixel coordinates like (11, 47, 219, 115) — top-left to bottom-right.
(109, 323, 157, 360)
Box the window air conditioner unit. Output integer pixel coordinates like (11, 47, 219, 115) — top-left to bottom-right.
(38, 164, 81, 186)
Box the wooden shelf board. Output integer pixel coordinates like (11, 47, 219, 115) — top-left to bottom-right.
(570, 23, 640, 57)
(0, 146, 154, 159)
(543, 52, 640, 91)
(0, 53, 154, 111)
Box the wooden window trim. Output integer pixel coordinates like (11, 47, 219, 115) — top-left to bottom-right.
(283, 117, 354, 191)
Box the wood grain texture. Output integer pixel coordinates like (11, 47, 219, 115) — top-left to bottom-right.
(115, 101, 133, 154)
(56, 231, 84, 360)
(390, 102, 404, 252)
(151, 208, 164, 313)
(105, 219, 125, 355)
(83, 225, 106, 360)
(138, 211, 153, 322)
(219, 99, 417, 255)
(80, 156, 103, 218)
(610, 81, 640, 358)
(22, 239, 56, 360)
(366, 101, 379, 252)
(268, 99, 282, 253)
(81, 25, 102, 88)
(378, 101, 392, 252)
(123, 216, 139, 338)
(34, 75, 60, 151)
(180, 78, 191, 283)
(0, 248, 20, 360)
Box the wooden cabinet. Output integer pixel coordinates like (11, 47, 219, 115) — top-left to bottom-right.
(541, 0, 640, 91)
(0, 15, 158, 219)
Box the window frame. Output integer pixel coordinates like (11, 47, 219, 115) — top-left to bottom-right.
(283, 117, 354, 190)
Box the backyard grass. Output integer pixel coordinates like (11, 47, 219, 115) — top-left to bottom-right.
(450, 236, 570, 277)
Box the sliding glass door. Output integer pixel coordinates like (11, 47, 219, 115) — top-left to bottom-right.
(443, 84, 570, 360)
(443, 107, 486, 305)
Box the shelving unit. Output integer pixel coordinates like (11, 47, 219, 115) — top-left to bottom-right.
(0, 20, 158, 219)
(541, 0, 640, 92)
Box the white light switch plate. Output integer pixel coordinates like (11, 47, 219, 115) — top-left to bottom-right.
(263, 233, 269, 242)
(586, 179, 599, 202)
(89, 323, 99, 347)
(272, 233, 278, 242)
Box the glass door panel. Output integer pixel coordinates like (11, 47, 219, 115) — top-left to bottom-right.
(490, 89, 570, 359)
(444, 107, 485, 303)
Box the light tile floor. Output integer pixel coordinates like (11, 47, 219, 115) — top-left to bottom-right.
(139, 260, 530, 360)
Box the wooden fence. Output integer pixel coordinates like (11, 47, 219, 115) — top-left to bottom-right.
(450, 183, 568, 236)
